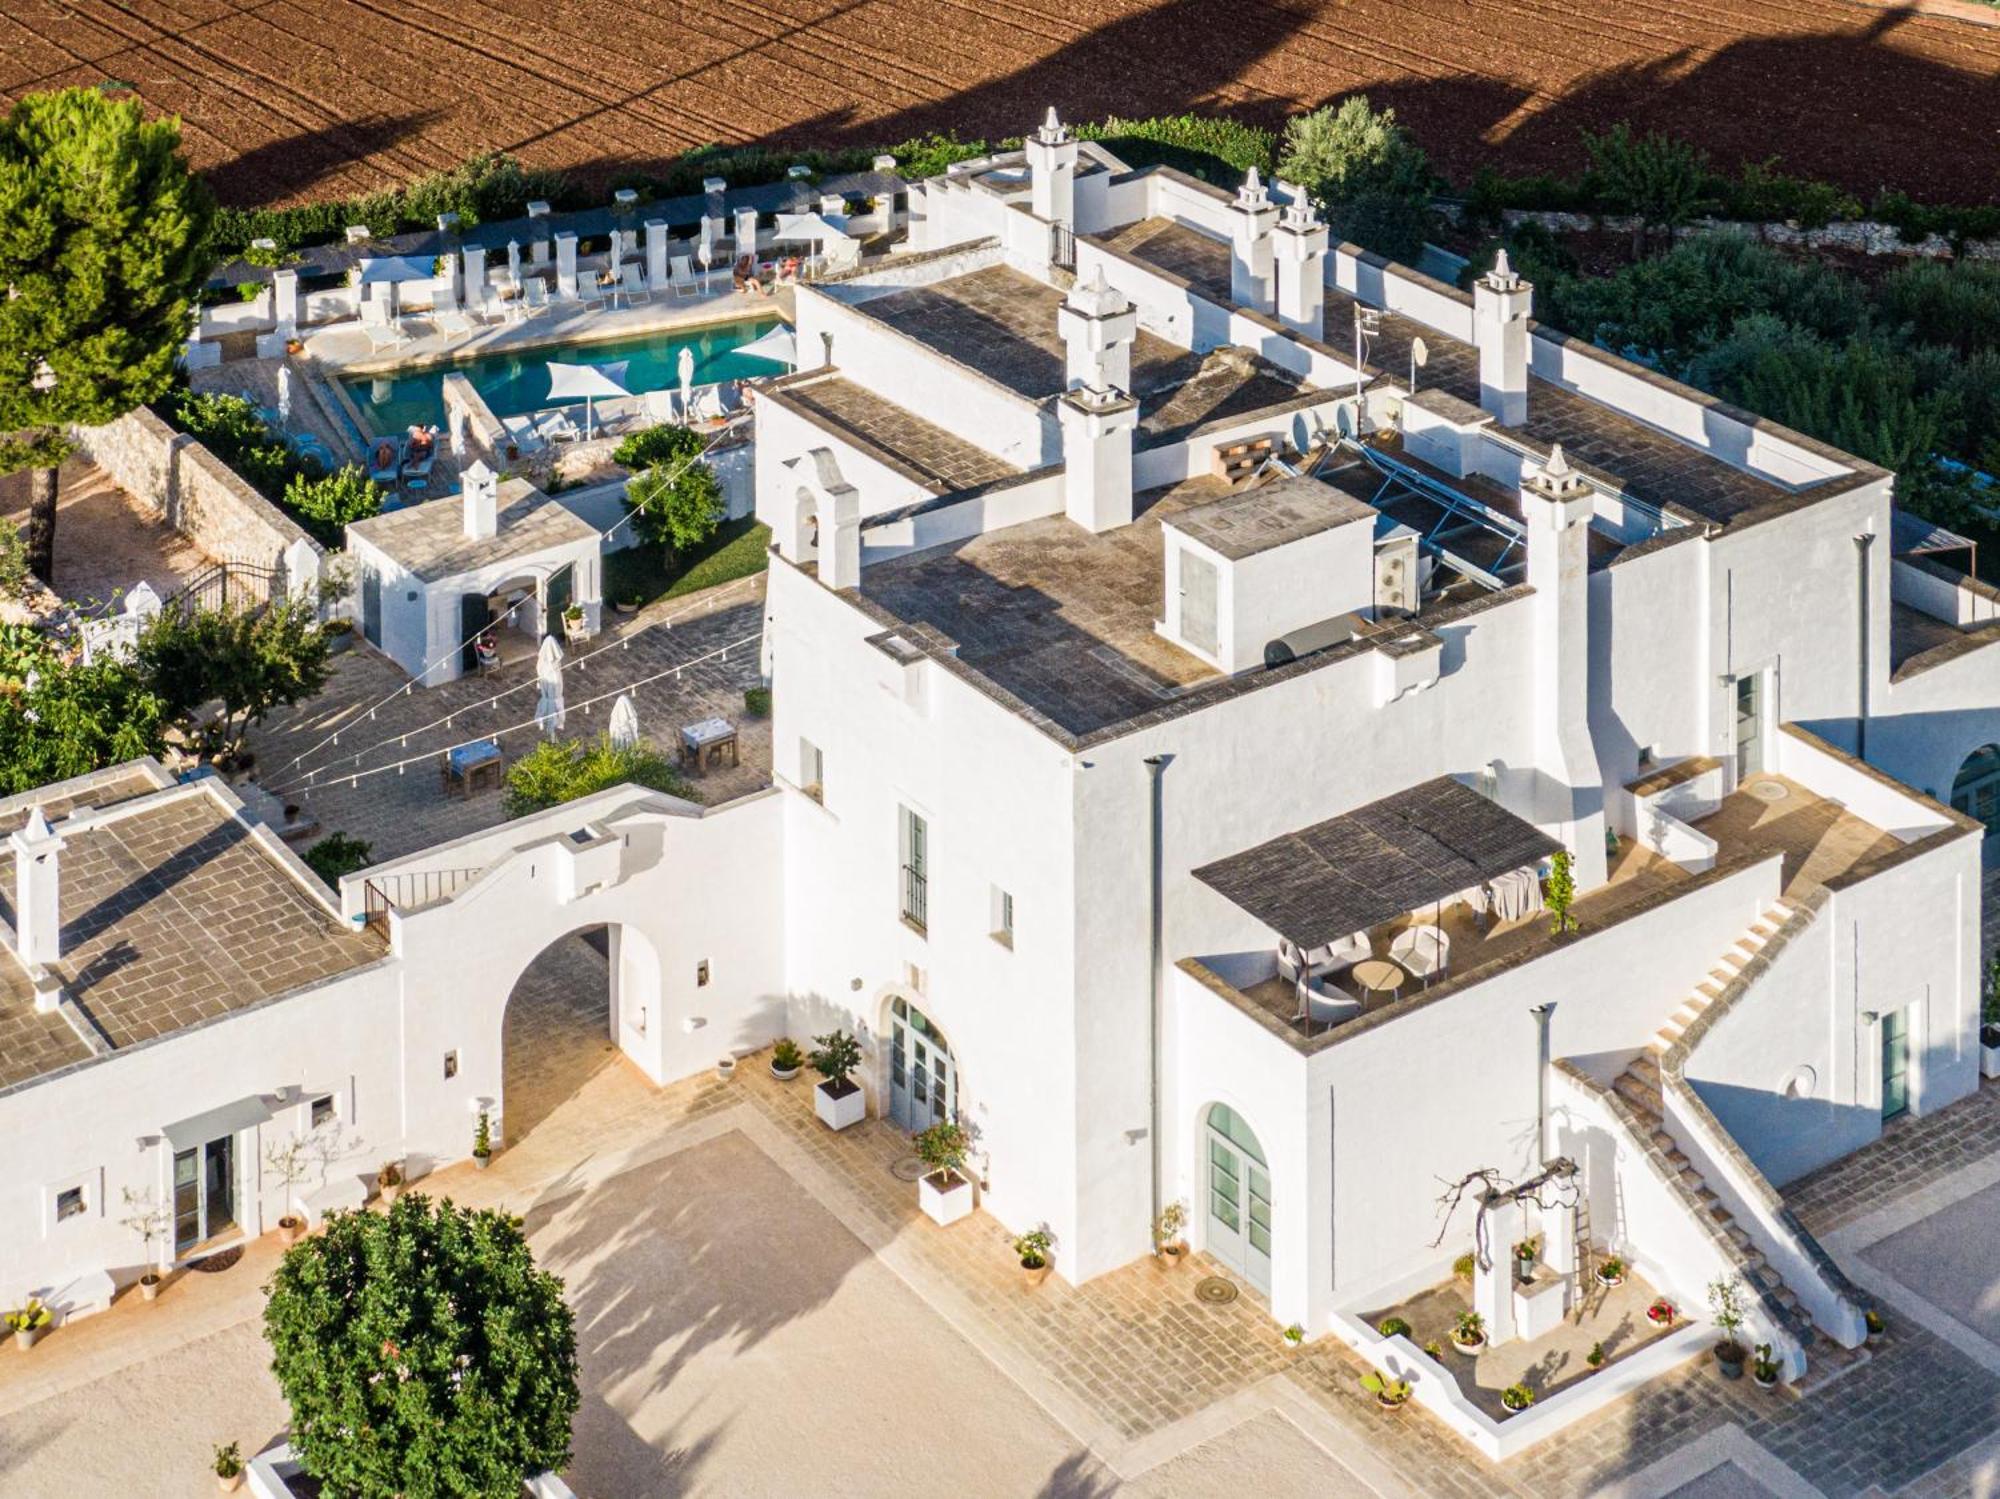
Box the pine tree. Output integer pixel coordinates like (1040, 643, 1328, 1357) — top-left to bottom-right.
(0, 87, 213, 580)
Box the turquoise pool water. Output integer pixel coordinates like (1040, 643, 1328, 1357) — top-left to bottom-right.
(343, 317, 784, 434)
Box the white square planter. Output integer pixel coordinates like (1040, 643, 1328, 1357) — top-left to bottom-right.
(1981, 1041, 2000, 1080)
(815, 1080, 866, 1131)
(919, 1170, 974, 1226)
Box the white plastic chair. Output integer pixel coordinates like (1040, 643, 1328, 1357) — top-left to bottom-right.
(669, 255, 699, 299)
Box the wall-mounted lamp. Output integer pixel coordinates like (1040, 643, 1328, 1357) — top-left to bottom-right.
(1859, 1010, 1880, 1027)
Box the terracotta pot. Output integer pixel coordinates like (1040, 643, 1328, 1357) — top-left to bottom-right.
(1156, 1243, 1186, 1270)
(278, 1216, 303, 1246)
(218, 1470, 244, 1493)
(1021, 1259, 1052, 1288)
(379, 1181, 402, 1206)
(139, 1273, 162, 1302)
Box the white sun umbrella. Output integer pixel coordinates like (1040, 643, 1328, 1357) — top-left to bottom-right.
(736, 324, 798, 368)
(507, 238, 521, 290)
(544, 359, 630, 441)
(607, 693, 640, 750)
(678, 346, 696, 421)
(609, 226, 624, 270)
(534, 634, 566, 734)
(275, 364, 293, 425)
(357, 254, 436, 323)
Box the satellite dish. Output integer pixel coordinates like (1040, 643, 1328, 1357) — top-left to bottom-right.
(1412, 337, 1430, 367)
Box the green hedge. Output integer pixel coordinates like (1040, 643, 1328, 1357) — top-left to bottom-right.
(1078, 114, 1275, 185)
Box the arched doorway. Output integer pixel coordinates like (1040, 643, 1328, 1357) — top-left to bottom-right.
(885, 996, 955, 1132)
(501, 926, 619, 1146)
(1952, 745, 2000, 839)
(1203, 1103, 1272, 1295)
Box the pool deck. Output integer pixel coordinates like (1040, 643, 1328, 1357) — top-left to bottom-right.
(307, 281, 792, 378)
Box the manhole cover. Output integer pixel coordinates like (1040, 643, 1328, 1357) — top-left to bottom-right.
(192, 1246, 244, 1273)
(1194, 1276, 1239, 1305)
(1747, 778, 1790, 803)
(890, 1156, 926, 1182)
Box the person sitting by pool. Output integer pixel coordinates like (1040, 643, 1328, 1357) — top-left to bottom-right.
(777, 256, 801, 284)
(732, 254, 764, 296)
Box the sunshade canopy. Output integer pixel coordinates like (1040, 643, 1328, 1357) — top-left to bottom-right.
(545, 361, 631, 402)
(736, 325, 798, 366)
(1193, 776, 1562, 952)
(358, 255, 438, 285)
(773, 212, 850, 243)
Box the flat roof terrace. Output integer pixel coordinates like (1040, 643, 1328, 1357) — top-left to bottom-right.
(1097, 216, 1825, 529)
(773, 375, 1022, 494)
(851, 265, 1308, 440)
(859, 475, 1229, 736)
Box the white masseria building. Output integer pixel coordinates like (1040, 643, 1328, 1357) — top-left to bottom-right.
(5, 114, 1999, 1409)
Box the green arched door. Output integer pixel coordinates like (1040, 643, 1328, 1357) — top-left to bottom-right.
(1204, 1103, 1272, 1294)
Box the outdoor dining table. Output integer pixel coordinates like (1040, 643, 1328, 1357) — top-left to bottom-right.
(1350, 958, 1408, 1003)
(678, 717, 739, 773)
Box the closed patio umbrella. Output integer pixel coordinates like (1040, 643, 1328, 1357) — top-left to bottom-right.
(608, 693, 640, 750)
(276, 364, 293, 425)
(544, 360, 630, 441)
(448, 405, 466, 462)
(678, 347, 696, 421)
(534, 634, 565, 734)
(507, 238, 521, 287)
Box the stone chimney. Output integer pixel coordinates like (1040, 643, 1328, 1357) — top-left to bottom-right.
(462, 460, 499, 540)
(1060, 384, 1139, 534)
(1473, 250, 1533, 426)
(11, 806, 64, 967)
(1228, 168, 1280, 311)
(1523, 445, 1607, 889)
(1270, 192, 1329, 340)
(1058, 266, 1137, 394)
(1025, 108, 1079, 228)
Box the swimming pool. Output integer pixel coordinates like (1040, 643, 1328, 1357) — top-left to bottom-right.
(342, 317, 786, 434)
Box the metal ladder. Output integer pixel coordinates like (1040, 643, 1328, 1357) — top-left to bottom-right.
(1571, 1193, 1597, 1321)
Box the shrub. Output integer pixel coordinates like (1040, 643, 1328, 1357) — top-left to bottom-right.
(303, 833, 372, 886)
(282, 465, 384, 541)
(1453, 1252, 1477, 1280)
(501, 735, 691, 818)
(1377, 1316, 1413, 1338)
(1278, 97, 1433, 260)
(1080, 114, 1275, 184)
(0, 653, 166, 792)
(160, 389, 301, 501)
(743, 685, 771, 718)
(1580, 124, 1711, 254)
(263, 1195, 578, 1496)
(809, 1028, 863, 1089)
(611, 422, 698, 470)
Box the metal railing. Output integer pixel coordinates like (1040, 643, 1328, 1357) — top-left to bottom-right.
(900, 864, 928, 933)
(165, 561, 280, 615)
(1050, 222, 1076, 272)
(362, 866, 487, 933)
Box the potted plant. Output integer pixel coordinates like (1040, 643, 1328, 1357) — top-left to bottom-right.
(1865, 1309, 1884, 1344)
(1596, 1255, 1627, 1288)
(562, 603, 587, 641)
(472, 1111, 492, 1169)
(1453, 1252, 1475, 1282)
(715, 1054, 737, 1081)
(1647, 1297, 1676, 1327)
(1014, 1225, 1055, 1287)
(1422, 1339, 1443, 1360)
(769, 1037, 804, 1081)
(213, 1442, 244, 1494)
(285, 336, 304, 356)
(1450, 1309, 1486, 1353)
(1707, 1276, 1748, 1379)
(120, 1186, 172, 1297)
(6, 1299, 51, 1351)
(1514, 1236, 1539, 1283)
(1377, 1316, 1412, 1339)
(1752, 1343, 1781, 1389)
(810, 1029, 866, 1131)
(614, 593, 643, 615)
(1361, 1370, 1411, 1410)
(1586, 1341, 1605, 1369)
(1152, 1200, 1189, 1268)
(744, 685, 772, 718)
(1283, 1323, 1306, 1351)
(1501, 1382, 1536, 1413)
(1978, 957, 2000, 1078)
(377, 1160, 405, 1206)
(261, 1129, 321, 1247)
(913, 1119, 974, 1226)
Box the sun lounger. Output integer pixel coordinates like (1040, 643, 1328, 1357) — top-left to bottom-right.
(575, 275, 607, 309)
(523, 279, 551, 317)
(367, 435, 405, 486)
(432, 308, 474, 337)
(500, 414, 547, 455)
(540, 409, 581, 444)
(669, 256, 700, 299)
(401, 433, 439, 489)
(619, 263, 651, 307)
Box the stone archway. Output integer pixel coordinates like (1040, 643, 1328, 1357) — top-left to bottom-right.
(1951, 744, 2000, 840)
(500, 923, 656, 1146)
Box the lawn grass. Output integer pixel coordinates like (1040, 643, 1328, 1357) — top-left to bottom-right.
(604, 518, 770, 609)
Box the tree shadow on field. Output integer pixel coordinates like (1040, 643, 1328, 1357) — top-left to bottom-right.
(210, 107, 448, 210)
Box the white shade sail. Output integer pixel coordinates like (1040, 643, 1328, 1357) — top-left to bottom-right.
(545, 361, 631, 403)
(736, 325, 798, 367)
(357, 255, 437, 285)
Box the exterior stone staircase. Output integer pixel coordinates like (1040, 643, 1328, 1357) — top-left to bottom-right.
(1600, 894, 1872, 1372)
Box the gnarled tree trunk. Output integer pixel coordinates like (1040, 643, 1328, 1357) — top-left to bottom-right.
(23, 464, 58, 585)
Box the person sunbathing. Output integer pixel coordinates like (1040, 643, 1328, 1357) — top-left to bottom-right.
(405, 427, 436, 460)
(733, 254, 764, 295)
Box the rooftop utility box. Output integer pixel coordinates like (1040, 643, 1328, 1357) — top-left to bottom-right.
(1159, 476, 1378, 674)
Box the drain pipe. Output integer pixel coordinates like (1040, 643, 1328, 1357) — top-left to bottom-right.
(1529, 1003, 1555, 1166)
(1854, 533, 1874, 763)
(1145, 755, 1169, 1229)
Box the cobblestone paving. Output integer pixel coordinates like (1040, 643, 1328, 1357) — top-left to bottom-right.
(1789, 1080, 2000, 1238)
(502, 929, 617, 1147)
(0, 457, 212, 608)
(243, 575, 769, 863)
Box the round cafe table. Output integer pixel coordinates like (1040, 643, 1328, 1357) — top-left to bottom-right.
(1350, 958, 1407, 1002)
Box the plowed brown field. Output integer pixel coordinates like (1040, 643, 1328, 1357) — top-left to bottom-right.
(2, 0, 1995, 208)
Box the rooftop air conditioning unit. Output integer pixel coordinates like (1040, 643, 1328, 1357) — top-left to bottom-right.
(1374, 530, 1420, 616)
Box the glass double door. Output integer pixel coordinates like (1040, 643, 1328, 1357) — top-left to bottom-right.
(1205, 1104, 1272, 1294)
(1734, 673, 1765, 780)
(1881, 1007, 1912, 1121)
(173, 1136, 238, 1255)
(887, 997, 954, 1132)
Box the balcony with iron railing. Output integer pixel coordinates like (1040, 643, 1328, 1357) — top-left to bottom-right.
(361, 866, 487, 935)
(900, 863, 928, 934)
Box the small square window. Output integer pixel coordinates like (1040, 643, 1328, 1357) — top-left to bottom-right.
(991, 886, 1014, 948)
(443, 1050, 459, 1080)
(55, 1186, 85, 1223)
(309, 1095, 335, 1130)
(799, 738, 824, 803)
(697, 960, 711, 988)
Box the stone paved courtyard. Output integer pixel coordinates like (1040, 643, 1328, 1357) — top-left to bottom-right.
(0, 457, 213, 610)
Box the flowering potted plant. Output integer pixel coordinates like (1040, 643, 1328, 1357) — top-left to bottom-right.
(1361, 1369, 1411, 1410)
(1596, 1255, 1627, 1288)
(1647, 1296, 1676, 1326)
(377, 1160, 405, 1206)
(1152, 1199, 1188, 1268)
(810, 1029, 866, 1131)
(1501, 1382, 1536, 1412)
(1514, 1236, 1540, 1283)
(1451, 1309, 1486, 1353)
(913, 1120, 974, 1226)
(1014, 1225, 1055, 1287)
(1707, 1276, 1748, 1379)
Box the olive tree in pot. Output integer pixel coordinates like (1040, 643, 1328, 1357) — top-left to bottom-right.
(1152, 1199, 1189, 1268)
(120, 1187, 172, 1298)
(913, 1119, 974, 1226)
(1708, 1275, 1748, 1379)
(810, 1028, 866, 1131)
(261, 1135, 311, 1245)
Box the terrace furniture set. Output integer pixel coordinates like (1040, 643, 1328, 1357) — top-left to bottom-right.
(678, 717, 740, 773)
(440, 739, 504, 797)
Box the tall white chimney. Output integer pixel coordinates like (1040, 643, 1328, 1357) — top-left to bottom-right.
(1227, 168, 1279, 310)
(1025, 108, 1078, 229)
(1059, 384, 1138, 533)
(1271, 192, 1329, 340)
(11, 806, 65, 967)
(1474, 250, 1533, 426)
(1058, 266, 1137, 394)
(1524, 446, 1607, 889)
(462, 460, 499, 540)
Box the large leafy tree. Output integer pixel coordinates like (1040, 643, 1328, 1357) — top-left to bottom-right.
(264, 1195, 579, 1499)
(136, 599, 330, 757)
(0, 639, 165, 793)
(0, 87, 214, 580)
(620, 425, 722, 561)
(1277, 96, 1434, 262)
